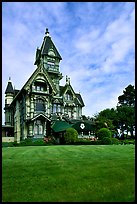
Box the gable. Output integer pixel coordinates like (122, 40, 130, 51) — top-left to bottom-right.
(59, 84, 84, 107)
(24, 66, 57, 92)
(60, 84, 76, 98)
(11, 65, 58, 104)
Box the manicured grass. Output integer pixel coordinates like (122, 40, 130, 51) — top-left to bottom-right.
(2, 145, 135, 202)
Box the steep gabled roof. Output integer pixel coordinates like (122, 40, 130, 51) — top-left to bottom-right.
(41, 35, 62, 60)
(34, 29, 62, 65)
(11, 65, 58, 104)
(59, 85, 84, 107)
(59, 84, 76, 97)
(5, 81, 14, 94)
(59, 85, 66, 96)
(14, 89, 20, 97)
(75, 93, 85, 107)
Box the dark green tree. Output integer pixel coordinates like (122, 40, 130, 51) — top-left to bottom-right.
(94, 108, 118, 134)
(118, 84, 135, 107)
(117, 105, 135, 138)
(117, 84, 135, 138)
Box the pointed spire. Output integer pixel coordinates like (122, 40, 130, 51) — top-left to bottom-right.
(45, 28, 50, 37)
(5, 77, 14, 94)
(40, 28, 62, 60)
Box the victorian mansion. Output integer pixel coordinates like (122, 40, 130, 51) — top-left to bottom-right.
(3, 29, 86, 142)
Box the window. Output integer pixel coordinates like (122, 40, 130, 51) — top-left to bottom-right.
(34, 82, 47, 92)
(53, 104, 56, 113)
(47, 61, 55, 69)
(36, 99, 45, 112)
(52, 104, 61, 113)
(58, 105, 61, 113)
(65, 92, 73, 101)
(37, 86, 40, 91)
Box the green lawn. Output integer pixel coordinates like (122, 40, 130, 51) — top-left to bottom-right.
(2, 145, 135, 202)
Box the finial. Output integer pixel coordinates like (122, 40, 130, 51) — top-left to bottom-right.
(45, 28, 49, 36)
(66, 75, 70, 85)
(9, 77, 11, 82)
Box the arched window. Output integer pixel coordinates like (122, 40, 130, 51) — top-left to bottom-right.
(36, 98, 45, 112)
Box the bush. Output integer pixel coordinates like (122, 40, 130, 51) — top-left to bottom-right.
(2, 142, 19, 147)
(111, 138, 120, 145)
(19, 138, 34, 146)
(71, 139, 102, 145)
(128, 140, 135, 145)
(97, 128, 111, 140)
(64, 128, 78, 144)
(102, 137, 112, 145)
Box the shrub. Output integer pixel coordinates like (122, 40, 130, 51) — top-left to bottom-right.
(128, 140, 135, 145)
(111, 138, 120, 145)
(64, 128, 78, 144)
(102, 137, 112, 145)
(43, 137, 58, 145)
(71, 139, 102, 145)
(19, 138, 33, 146)
(123, 140, 130, 145)
(33, 139, 45, 146)
(2, 142, 19, 147)
(97, 128, 111, 140)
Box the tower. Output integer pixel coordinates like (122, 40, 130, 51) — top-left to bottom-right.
(34, 28, 63, 95)
(4, 77, 14, 125)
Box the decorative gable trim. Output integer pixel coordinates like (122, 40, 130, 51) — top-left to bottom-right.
(11, 64, 58, 104)
(31, 113, 51, 121)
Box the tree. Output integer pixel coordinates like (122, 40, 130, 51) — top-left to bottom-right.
(118, 84, 135, 107)
(94, 108, 118, 134)
(117, 84, 135, 138)
(117, 105, 135, 138)
(93, 84, 135, 139)
(64, 128, 78, 144)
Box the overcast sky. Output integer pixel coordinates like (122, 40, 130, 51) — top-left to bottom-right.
(2, 2, 135, 124)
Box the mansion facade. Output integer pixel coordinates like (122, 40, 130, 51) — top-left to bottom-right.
(3, 29, 85, 143)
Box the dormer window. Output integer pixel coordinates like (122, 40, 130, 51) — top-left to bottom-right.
(65, 91, 73, 101)
(33, 82, 47, 92)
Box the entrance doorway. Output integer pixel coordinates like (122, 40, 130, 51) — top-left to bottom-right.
(34, 120, 44, 138)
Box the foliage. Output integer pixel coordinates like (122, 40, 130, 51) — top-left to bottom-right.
(2, 137, 58, 147)
(72, 139, 102, 145)
(64, 128, 78, 144)
(2, 142, 18, 147)
(111, 138, 120, 145)
(94, 108, 118, 135)
(117, 84, 135, 138)
(122, 140, 135, 145)
(102, 137, 112, 145)
(97, 128, 111, 140)
(117, 105, 135, 138)
(94, 85, 135, 139)
(118, 84, 135, 107)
